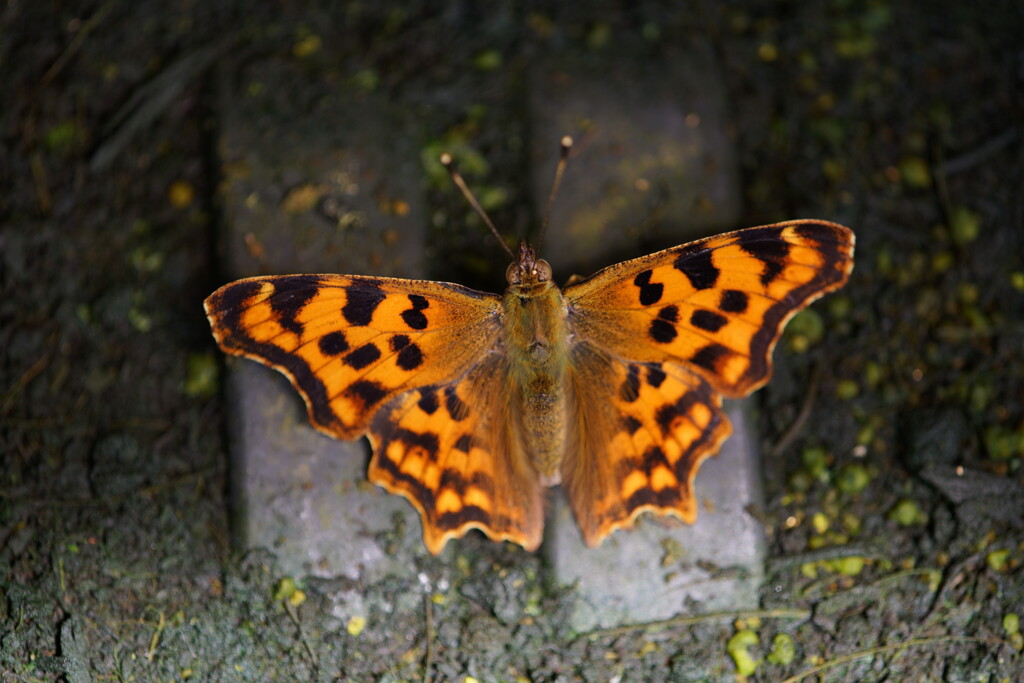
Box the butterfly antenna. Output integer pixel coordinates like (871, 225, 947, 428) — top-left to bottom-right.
(440, 153, 515, 260)
(537, 135, 573, 252)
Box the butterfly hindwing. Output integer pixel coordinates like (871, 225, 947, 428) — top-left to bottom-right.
(368, 354, 545, 554)
(564, 220, 855, 397)
(204, 274, 503, 439)
(564, 345, 732, 546)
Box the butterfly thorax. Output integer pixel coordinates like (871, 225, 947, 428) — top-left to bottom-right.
(503, 242, 571, 486)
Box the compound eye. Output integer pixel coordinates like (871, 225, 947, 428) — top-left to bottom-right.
(506, 262, 521, 284)
(534, 259, 552, 282)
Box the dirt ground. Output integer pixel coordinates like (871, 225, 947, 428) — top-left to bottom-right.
(3, 1, 1023, 681)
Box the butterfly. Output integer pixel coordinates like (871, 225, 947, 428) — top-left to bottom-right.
(204, 148, 854, 555)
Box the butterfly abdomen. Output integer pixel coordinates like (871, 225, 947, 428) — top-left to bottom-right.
(502, 281, 573, 485)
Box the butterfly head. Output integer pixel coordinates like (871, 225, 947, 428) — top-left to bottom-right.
(506, 242, 553, 287)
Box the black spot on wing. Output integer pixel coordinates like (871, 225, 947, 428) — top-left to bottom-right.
(645, 365, 666, 388)
(619, 365, 641, 403)
(319, 330, 350, 356)
(649, 319, 676, 343)
(738, 227, 789, 285)
(720, 290, 748, 313)
(655, 391, 697, 434)
(271, 276, 323, 335)
(347, 379, 388, 409)
(344, 343, 381, 370)
(674, 247, 719, 290)
(417, 389, 439, 415)
(622, 415, 643, 434)
(444, 386, 469, 421)
(649, 306, 679, 344)
(691, 309, 728, 333)
(342, 281, 386, 326)
(633, 270, 664, 306)
(454, 433, 473, 452)
(401, 294, 429, 330)
(390, 334, 424, 371)
(397, 343, 424, 371)
(690, 343, 729, 374)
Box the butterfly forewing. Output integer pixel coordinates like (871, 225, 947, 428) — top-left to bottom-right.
(204, 274, 503, 439)
(564, 220, 855, 397)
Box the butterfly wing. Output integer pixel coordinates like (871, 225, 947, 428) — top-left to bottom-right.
(565, 220, 854, 396)
(562, 220, 854, 545)
(564, 346, 731, 546)
(205, 274, 504, 439)
(368, 354, 544, 554)
(206, 274, 545, 553)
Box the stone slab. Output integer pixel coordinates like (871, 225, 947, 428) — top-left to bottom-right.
(528, 43, 740, 277)
(217, 63, 429, 581)
(528, 46, 765, 629)
(217, 38, 765, 631)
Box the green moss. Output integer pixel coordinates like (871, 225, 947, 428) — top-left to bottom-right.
(986, 549, 1010, 572)
(949, 206, 981, 246)
(1003, 613, 1020, 636)
(888, 499, 927, 526)
(185, 352, 219, 398)
(899, 156, 931, 188)
(835, 379, 860, 400)
(726, 630, 760, 676)
(766, 633, 796, 665)
(836, 463, 871, 494)
(785, 309, 825, 352)
(802, 446, 830, 482)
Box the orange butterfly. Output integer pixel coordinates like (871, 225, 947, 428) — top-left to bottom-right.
(205, 145, 854, 555)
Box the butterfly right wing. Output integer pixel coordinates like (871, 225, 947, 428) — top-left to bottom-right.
(565, 344, 731, 547)
(560, 221, 853, 545)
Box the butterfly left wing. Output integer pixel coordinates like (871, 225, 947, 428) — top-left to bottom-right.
(367, 353, 545, 554)
(562, 220, 854, 545)
(205, 274, 547, 554)
(204, 274, 503, 440)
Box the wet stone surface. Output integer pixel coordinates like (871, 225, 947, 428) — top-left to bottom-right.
(219, 32, 761, 628)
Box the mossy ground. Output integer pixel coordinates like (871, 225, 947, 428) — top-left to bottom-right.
(3, 1, 1021, 680)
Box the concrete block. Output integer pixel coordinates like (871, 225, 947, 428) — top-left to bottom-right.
(218, 66, 429, 580)
(528, 42, 740, 277)
(528, 45, 765, 629)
